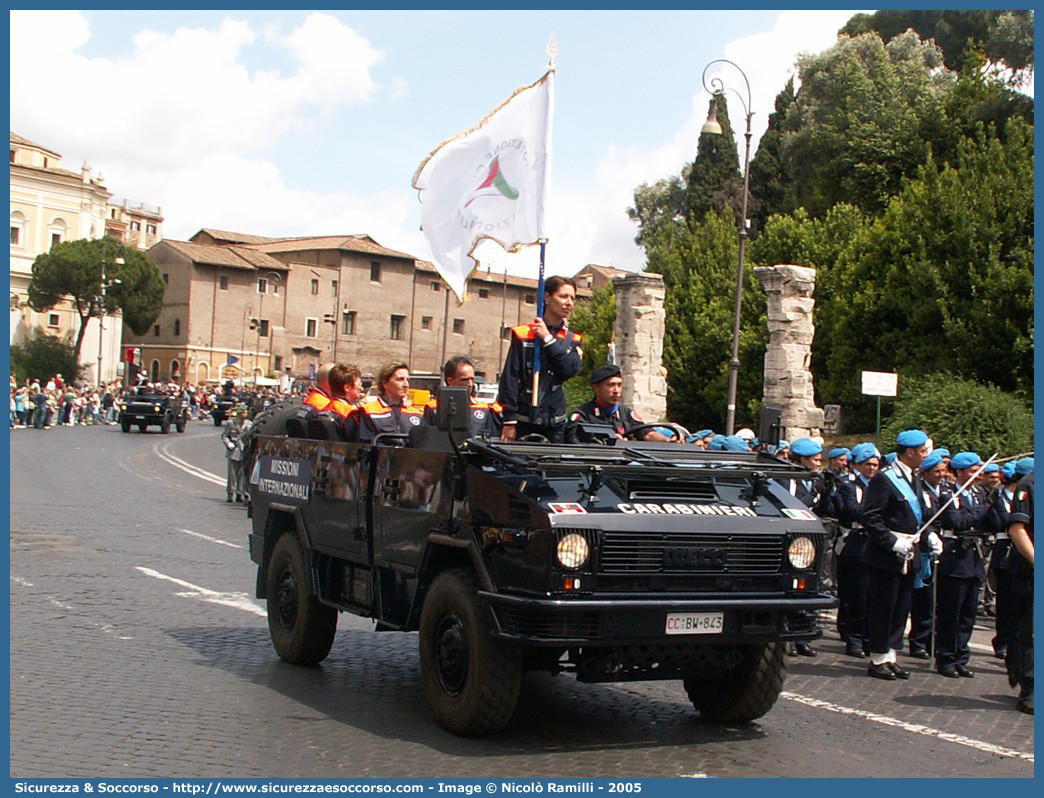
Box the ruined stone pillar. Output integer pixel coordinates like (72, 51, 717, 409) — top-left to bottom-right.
(753, 264, 824, 439)
(611, 272, 667, 423)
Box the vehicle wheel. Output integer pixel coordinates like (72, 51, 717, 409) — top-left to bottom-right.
(176, 417, 186, 433)
(214, 417, 222, 427)
(685, 642, 787, 724)
(161, 416, 171, 434)
(419, 567, 521, 735)
(138, 423, 148, 433)
(266, 533, 337, 665)
(121, 418, 131, 433)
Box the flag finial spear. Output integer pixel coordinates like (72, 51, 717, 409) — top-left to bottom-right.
(547, 32, 557, 70)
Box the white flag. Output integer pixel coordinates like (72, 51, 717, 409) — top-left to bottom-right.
(413, 70, 554, 301)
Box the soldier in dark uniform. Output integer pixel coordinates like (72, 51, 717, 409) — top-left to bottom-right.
(565, 364, 671, 443)
(861, 429, 945, 680)
(497, 275, 582, 443)
(423, 355, 502, 439)
(934, 451, 992, 678)
(908, 450, 949, 659)
(343, 362, 429, 444)
(985, 461, 1021, 660)
(836, 442, 880, 658)
(1005, 459, 1033, 714)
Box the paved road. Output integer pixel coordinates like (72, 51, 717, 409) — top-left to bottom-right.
(9, 422, 1034, 778)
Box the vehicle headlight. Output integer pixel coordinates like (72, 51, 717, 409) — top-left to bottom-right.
(153, 405, 161, 412)
(557, 533, 590, 570)
(788, 537, 816, 570)
(120, 404, 126, 410)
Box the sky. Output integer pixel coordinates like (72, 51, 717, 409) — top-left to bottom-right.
(11, 9, 873, 280)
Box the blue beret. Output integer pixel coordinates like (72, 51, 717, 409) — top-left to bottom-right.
(1002, 462, 1017, 479)
(934, 448, 950, 459)
(884, 452, 897, 466)
(721, 435, 748, 452)
(850, 442, 881, 464)
(708, 434, 727, 451)
(982, 463, 1000, 474)
(790, 437, 823, 457)
(693, 429, 714, 440)
(1015, 457, 1034, 477)
(751, 437, 760, 447)
(920, 451, 943, 472)
(828, 447, 851, 459)
(777, 440, 789, 450)
(896, 429, 928, 448)
(950, 451, 982, 471)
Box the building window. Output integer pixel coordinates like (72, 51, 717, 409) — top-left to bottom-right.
(257, 278, 268, 294)
(110, 208, 117, 219)
(146, 224, 157, 235)
(219, 276, 229, 290)
(274, 355, 283, 371)
(390, 314, 405, 340)
(370, 261, 381, 282)
(452, 318, 465, 334)
(342, 311, 356, 335)
(173, 319, 181, 336)
(525, 293, 535, 304)
(48, 313, 60, 328)
(431, 281, 441, 291)
(130, 221, 141, 232)
(162, 273, 169, 283)
(48, 217, 68, 249)
(311, 278, 319, 295)
(421, 315, 432, 330)
(10, 226, 19, 246)
(170, 360, 180, 380)
(259, 319, 269, 337)
(150, 360, 160, 382)
(306, 318, 317, 338)
(51, 234, 61, 249)
(9, 150, 14, 164)
(501, 325, 512, 340)
(479, 288, 489, 299)
(153, 325, 161, 336)
(331, 280, 338, 296)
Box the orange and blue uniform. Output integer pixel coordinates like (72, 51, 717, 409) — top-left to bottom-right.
(343, 395, 428, 444)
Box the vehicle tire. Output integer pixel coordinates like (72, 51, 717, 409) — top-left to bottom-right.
(266, 533, 337, 665)
(138, 423, 148, 433)
(161, 416, 171, 434)
(214, 416, 222, 427)
(176, 417, 186, 433)
(684, 642, 787, 724)
(419, 567, 521, 735)
(121, 418, 131, 433)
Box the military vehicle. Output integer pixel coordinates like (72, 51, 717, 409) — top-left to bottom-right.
(246, 389, 836, 735)
(118, 391, 189, 434)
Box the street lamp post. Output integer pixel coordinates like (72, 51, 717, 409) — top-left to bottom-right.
(701, 59, 753, 436)
(253, 271, 282, 384)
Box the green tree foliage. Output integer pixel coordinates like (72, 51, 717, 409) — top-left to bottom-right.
(564, 283, 616, 411)
(27, 237, 166, 360)
(825, 119, 1034, 428)
(647, 211, 766, 431)
(9, 334, 82, 385)
(879, 373, 1033, 456)
(782, 30, 953, 218)
(747, 77, 796, 233)
(841, 9, 1034, 76)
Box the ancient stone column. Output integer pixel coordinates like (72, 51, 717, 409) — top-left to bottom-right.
(611, 272, 667, 423)
(753, 264, 824, 439)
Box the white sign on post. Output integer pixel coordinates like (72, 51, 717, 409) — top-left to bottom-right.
(861, 371, 898, 397)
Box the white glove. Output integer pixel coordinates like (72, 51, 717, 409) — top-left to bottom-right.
(891, 535, 913, 557)
(927, 531, 944, 556)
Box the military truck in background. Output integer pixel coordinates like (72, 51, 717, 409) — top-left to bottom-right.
(245, 388, 836, 735)
(118, 391, 189, 434)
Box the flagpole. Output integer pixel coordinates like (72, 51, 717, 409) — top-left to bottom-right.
(530, 239, 547, 422)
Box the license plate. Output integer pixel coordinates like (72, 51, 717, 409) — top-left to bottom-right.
(665, 611, 724, 635)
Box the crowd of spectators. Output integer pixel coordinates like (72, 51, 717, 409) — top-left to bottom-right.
(10, 372, 293, 430)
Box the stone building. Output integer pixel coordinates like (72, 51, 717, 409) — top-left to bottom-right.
(9, 131, 162, 384)
(129, 228, 586, 385)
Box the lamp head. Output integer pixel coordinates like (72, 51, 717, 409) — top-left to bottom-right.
(701, 96, 723, 136)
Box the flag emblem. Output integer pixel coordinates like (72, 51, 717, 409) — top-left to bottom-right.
(465, 154, 519, 207)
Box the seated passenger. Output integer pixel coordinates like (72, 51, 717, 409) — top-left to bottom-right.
(566, 364, 672, 443)
(343, 362, 429, 443)
(302, 363, 335, 413)
(317, 363, 363, 420)
(423, 355, 502, 439)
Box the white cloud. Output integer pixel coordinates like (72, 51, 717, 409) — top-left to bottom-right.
(10, 10, 383, 168)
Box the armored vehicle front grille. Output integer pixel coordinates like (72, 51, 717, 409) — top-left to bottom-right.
(493, 606, 602, 638)
(600, 532, 784, 574)
(625, 479, 717, 503)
